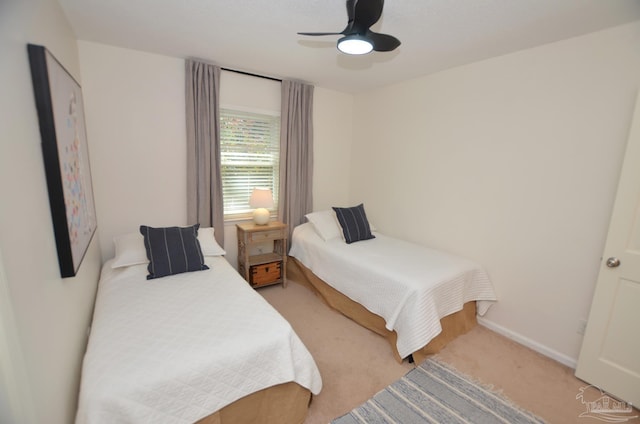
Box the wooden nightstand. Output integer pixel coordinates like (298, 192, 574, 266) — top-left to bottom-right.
(236, 221, 287, 288)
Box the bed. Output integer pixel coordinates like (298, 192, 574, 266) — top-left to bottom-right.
(76, 226, 322, 424)
(289, 209, 497, 364)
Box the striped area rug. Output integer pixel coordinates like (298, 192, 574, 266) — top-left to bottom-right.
(332, 358, 546, 424)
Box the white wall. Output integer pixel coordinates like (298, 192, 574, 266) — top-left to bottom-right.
(78, 42, 354, 267)
(78, 42, 188, 262)
(0, 1, 102, 423)
(312, 87, 354, 210)
(351, 21, 640, 365)
(220, 70, 281, 112)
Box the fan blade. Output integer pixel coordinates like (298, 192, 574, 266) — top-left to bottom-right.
(350, 0, 384, 33)
(297, 32, 344, 36)
(367, 30, 401, 52)
(340, 0, 357, 34)
(346, 0, 356, 24)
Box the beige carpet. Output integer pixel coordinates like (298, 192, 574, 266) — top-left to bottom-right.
(259, 280, 638, 424)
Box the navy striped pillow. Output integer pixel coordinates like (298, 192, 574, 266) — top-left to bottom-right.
(140, 224, 209, 280)
(332, 204, 375, 244)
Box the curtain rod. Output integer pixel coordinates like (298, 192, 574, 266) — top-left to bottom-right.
(221, 67, 282, 82)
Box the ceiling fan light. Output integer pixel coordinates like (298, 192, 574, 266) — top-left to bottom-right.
(337, 35, 373, 55)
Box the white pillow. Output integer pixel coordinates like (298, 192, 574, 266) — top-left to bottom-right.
(198, 227, 226, 256)
(305, 210, 343, 241)
(112, 232, 147, 268)
(111, 226, 225, 268)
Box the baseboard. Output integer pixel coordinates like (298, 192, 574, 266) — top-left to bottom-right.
(477, 317, 577, 369)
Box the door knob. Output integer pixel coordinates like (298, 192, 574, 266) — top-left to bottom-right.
(606, 257, 621, 268)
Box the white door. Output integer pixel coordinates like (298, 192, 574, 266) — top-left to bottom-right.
(575, 95, 640, 406)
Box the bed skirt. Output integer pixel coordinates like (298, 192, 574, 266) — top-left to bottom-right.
(288, 257, 477, 364)
(196, 382, 311, 424)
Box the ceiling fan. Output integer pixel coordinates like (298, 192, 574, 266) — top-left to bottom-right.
(298, 0, 401, 55)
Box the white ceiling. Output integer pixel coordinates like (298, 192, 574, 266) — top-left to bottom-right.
(58, 0, 640, 93)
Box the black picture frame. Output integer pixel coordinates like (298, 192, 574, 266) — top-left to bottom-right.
(28, 44, 97, 278)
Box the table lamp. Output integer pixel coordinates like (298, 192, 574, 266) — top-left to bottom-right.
(249, 188, 274, 225)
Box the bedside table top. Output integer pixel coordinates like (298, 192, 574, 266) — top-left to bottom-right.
(236, 221, 286, 233)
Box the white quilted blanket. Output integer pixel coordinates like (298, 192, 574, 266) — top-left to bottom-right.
(76, 256, 322, 424)
(290, 223, 497, 359)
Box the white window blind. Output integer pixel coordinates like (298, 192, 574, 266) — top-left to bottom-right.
(220, 108, 280, 217)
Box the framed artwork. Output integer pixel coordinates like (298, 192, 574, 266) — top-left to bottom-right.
(28, 44, 97, 278)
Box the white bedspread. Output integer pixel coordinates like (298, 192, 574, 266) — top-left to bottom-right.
(290, 223, 497, 359)
(76, 256, 322, 424)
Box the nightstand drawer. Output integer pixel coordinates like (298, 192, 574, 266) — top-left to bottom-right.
(248, 229, 285, 242)
(250, 261, 282, 286)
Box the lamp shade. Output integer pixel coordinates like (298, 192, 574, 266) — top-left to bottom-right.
(249, 188, 274, 225)
(249, 188, 274, 208)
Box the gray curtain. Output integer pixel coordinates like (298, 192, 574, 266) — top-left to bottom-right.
(185, 59, 224, 247)
(279, 80, 314, 244)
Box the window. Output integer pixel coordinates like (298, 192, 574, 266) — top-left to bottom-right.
(220, 108, 280, 218)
